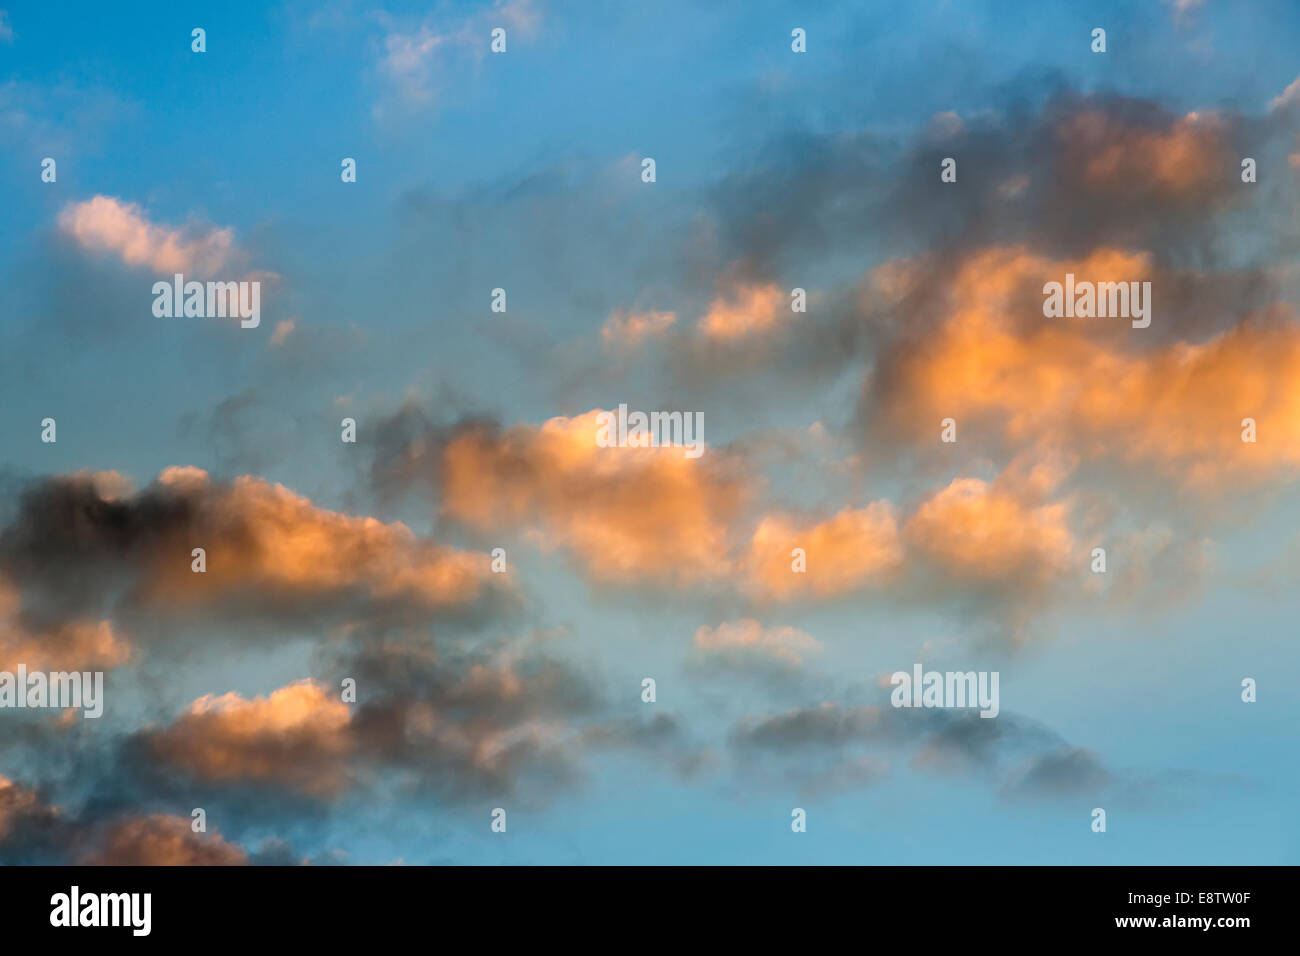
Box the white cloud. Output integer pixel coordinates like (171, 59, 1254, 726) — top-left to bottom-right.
(375, 0, 542, 113)
(58, 196, 236, 274)
(1270, 75, 1300, 112)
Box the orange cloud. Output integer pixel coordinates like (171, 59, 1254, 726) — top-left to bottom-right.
(601, 309, 676, 348)
(744, 502, 902, 600)
(147, 680, 353, 796)
(145, 467, 495, 610)
(903, 477, 1076, 586)
(696, 282, 788, 342)
(1056, 110, 1231, 199)
(876, 245, 1300, 487)
(0, 775, 57, 843)
(83, 814, 248, 866)
(435, 409, 1076, 603)
(0, 573, 130, 672)
(439, 411, 750, 584)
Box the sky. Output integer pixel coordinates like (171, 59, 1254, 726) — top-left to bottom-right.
(0, 0, 1298, 865)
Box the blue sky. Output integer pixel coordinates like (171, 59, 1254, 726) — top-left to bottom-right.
(0, 0, 1297, 865)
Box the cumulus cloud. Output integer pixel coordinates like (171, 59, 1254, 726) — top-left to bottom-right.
(0, 775, 58, 843)
(81, 814, 249, 866)
(430, 411, 751, 585)
(707, 92, 1260, 296)
(743, 503, 902, 600)
(0, 573, 131, 672)
(130, 632, 609, 808)
(0, 467, 503, 635)
(0, 774, 266, 865)
(145, 680, 354, 797)
(1054, 109, 1232, 200)
(370, 408, 1087, 613)
(695, 282, 789, 342)
(339, 638, 599, 805)
(903, 477, 1075, 587)
(870, 245, 1300, 489)
(58, 196, 236, 274)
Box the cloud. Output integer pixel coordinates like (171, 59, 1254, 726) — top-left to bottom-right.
(270, 318, 297, 346)
(1269, 75, 1300, 113)
(0, 775, 58, 844)
(1000, 747, 1113, 800)
(903, 477, 1075, 587)
(1054, 109, 1231, 200)
(869, 245, 1300, 489)
(339, 638, 598, 805)
(581, 712, 711, 778)
(729, 702, 1114, 801)
(0, 775, 260, 865)
(379, 26, 445, 105)
(431, 411, 751, 585)
(695, 282, 789, 343)
(691, 619, 821, 670)
(730, 702, 887, 749)
(743, 503, 902, 600)
(601, 309, 676, 349)
(0, 573, 131, 672)
(0, 11, 13, 43)
(706, 92, 1257, 290)
(0, 467, 502, 633)
(0, 776, 72, 863)
(371, 408, 1081, 613)
(1167, 0, 1203, 14)
(726, 692, 1152, 806)
(131, 631, 608, 808)
(495, 0, 541, 35)
(375, 0, 541, 113)
(81, 814, 249, 865)
(144, 680, 354, 797)
(58, 196, 236, 274)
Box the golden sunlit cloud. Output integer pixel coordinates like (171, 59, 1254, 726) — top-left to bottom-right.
(82, 814, 249, 866)
(147, 680, 353, 796)
(440, 411, 750, 584)
(696, 282, 789, 342)
(875, 245, 1300, 488)
(744, 503, 902, 600)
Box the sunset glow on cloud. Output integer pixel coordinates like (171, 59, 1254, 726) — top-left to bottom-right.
(1, 1, 1297, 873)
